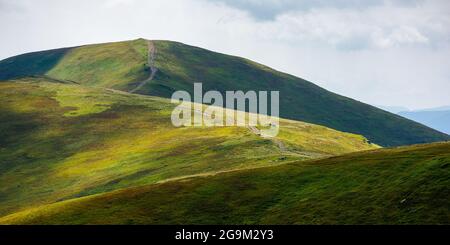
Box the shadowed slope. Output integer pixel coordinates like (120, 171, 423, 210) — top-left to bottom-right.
(0, 47, 70, 80)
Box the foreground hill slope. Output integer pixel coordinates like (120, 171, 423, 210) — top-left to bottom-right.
(0, 79, 376, 216)
(0, 39, 448, 146)
(1, 142, 448, 225)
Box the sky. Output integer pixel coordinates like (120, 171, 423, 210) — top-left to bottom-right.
(0, 0, 449, 110)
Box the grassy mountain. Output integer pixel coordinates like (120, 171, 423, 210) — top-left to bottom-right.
(0, 40, 447, 225)
(0, 39, 448, 146)
(0, 78, 376, 217)
(1, 141, 448, 225)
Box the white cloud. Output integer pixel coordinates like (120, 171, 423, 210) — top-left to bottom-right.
(248, 3, 448, 50)
(373, 26, 429, 48)
(103, 0, 136, 8)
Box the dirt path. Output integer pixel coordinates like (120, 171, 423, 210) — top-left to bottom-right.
(196, 108, 287, 152)
(129, 41, 157, 93)
(272, 138, 287, 152)
(155, 158, 296, 185)
(249, 125, 287, 152)
(126, 41, 286, 152)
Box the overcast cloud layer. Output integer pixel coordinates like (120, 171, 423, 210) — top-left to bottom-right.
(0, 0, 449, 109)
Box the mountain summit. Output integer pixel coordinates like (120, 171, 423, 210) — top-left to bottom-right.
(0, 38, 448, 146)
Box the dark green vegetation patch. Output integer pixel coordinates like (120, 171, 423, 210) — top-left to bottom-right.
(0, 47, 71, 80)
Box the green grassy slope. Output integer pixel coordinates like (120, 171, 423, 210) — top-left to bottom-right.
(46, 39, 148, 88)
(0, 79, 376, 217)
(0, 39, 448, 146)
(2, 142, 447, 225)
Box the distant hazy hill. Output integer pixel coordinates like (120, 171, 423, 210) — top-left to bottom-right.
(399, 108, 450, 135)
(376, 105, 410, 114)
(2, 141, 448, 225)
(0, 39, 449, 146)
